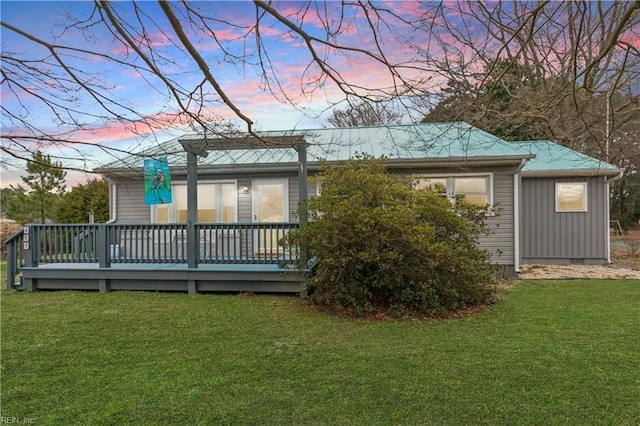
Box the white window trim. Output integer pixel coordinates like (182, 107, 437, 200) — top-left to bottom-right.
(415, 173, 494, 207)
(150, 180, 238, 223)
(555, 181, 588, 213)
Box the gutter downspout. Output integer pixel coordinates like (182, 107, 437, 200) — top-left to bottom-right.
(605, 169, 624, 264)
(513, 159, 527, 274)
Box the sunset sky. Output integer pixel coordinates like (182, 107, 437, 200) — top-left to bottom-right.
(1, 1, 442, 187)
(1, 1, 638, 188)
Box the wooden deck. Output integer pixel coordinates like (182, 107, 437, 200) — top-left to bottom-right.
(5, 222, 309, 294)
(20, 262, 305, 294)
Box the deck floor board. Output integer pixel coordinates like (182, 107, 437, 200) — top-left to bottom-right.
(31, 262, 288, 272)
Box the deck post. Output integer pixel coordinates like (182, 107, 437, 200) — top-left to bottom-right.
(98, 224, 110, 268)
(25, 226, 37, 268)
(6, 239, 17, 289)
(187, 151, 199, 269)
(23, 277, 34, 292)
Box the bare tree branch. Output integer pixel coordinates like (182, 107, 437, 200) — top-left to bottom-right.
(0, 1, 637, 179)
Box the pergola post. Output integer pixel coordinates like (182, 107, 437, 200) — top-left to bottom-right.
(295, 141, 310, 269)
(180, 134, 307, 268)
(186, 151, 199, 269)
(296, 141, 308, 225)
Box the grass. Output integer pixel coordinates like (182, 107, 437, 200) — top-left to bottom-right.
(1, 280, 639, 425)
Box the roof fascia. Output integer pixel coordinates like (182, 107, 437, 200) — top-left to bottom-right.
(383, 155, 535, 169)
(522, 168, 620, 178)
(97, 155, 534, 177)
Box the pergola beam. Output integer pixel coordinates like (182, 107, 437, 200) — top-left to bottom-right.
(179, 135, 309, 269)
(180, 136, 305, 157)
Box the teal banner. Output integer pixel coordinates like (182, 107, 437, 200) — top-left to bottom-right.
(144, 157, 172, 205)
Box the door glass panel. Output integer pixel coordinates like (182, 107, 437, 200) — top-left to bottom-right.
(197, 184, 216, 222)
(156, 204, 170, 223)
(256, 183, 285, 222)
(156, 183, 236, 223)
(221, 183, 236, 222)
(254, 180, 287, 254)
(174, 185, 188, 223)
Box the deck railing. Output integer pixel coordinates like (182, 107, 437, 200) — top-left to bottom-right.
(196, 223, 300, 264)
(4, 228, 25, 289)
(108, 223, 188, 264)
(5, 222, 301, 288)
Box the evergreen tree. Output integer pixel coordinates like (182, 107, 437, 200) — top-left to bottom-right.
(0, 186, 35, 223)
(21, 151, 66, 223)
(54, 179, 109, 223)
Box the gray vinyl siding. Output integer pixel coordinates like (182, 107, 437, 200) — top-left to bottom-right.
(478, 172, 514, 267)
(110, 173, 301, 224)
(521, 176, 608, 264)
(288, 175, 299, 220)
(392, 166, 516, 269)
(109, 169, 516, 270)
(112, 177, 150, 223)
(237, 177, 252, 222)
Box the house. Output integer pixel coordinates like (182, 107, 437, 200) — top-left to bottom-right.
(6, 122, 619, 293)
(515, 140, 620, 265)
(96, 122, 618, 274)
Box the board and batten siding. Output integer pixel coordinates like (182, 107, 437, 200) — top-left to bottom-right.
(521, 176, 608, 264)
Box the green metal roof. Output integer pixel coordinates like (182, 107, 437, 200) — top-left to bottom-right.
(95, 122, 618, 176)
(514, 141, 619, 176)
(96, 122, 532, 172)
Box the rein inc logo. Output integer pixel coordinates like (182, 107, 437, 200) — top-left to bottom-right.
(0, 418, 35, 424)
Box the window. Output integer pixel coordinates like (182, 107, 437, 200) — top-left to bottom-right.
(414, 178, 448, 196)
(453, 177, 489, 206)
(556, 182, 587, 212)
(415, 175, 491, 207)
(152, 182, 237, 223)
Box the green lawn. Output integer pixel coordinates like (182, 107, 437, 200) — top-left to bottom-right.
(1, 280, 639, 425)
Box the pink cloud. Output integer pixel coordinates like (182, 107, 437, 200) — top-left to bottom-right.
(619, 32, 640, 49)
(110, 29, 174, 57)
(379, 1, 431, 20)
(189, 24, 248, 53)
(273, 4, 330, 30)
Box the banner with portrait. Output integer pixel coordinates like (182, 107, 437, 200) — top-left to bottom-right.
(144, 157, 172, 205)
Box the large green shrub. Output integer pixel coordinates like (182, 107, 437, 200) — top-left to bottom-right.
(286, 155, 497, 317)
